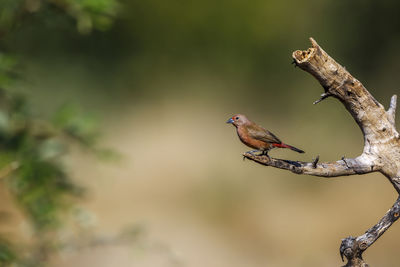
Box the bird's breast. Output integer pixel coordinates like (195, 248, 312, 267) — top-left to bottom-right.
(237, 126, 271, 150)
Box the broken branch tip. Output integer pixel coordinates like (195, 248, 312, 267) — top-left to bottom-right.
(309, 37, 318, 48)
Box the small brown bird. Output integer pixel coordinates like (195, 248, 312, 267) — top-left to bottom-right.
(227, 114, 304, 156)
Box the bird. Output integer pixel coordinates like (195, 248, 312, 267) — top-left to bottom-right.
(226, 114, 304, 156)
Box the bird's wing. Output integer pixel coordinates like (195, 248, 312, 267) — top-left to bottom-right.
(247, 124, 282, 144)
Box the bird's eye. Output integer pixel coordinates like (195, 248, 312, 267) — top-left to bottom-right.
(235, 117, 239, 120)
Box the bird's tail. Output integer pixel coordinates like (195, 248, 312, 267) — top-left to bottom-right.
(274, 143, 305, 153)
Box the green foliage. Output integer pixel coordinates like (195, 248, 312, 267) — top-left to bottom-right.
(0, 0, 119, 34)
(52, 104, 120, 160)
(11, 151, 81, 231)
(0, 0, 120, 265)
(58, 0, 120, 33)
(0, 90, 84, 263)
(0, 239, 16, 266)
(0, 89, 95, 265)
(0, 54, 19, 88)
(53, 104, 99, 147)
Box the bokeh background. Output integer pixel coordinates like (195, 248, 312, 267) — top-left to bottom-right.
(1, 0, 400, 266)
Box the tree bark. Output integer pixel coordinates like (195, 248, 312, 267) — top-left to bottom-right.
(244, 38, 400, 266)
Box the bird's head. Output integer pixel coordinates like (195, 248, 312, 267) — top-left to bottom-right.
(226, 114, 249, 127)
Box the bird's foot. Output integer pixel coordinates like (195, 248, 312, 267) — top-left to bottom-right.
(245, 150, 271, 160)
(246, 149, 264, 156)
(246, 150, 271, 157)
(261, 151, 271, 160)
(246, 150, 261, 155)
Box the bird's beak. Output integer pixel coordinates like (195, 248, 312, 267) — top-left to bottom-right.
(226, 118, 234, 124)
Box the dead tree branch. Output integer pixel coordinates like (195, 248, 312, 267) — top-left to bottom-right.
(244, 38, 400, 266)
(244, 153, 375, 177)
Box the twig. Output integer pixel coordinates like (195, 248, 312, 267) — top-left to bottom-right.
(312, 155, 319, 168)
(313, 93, 331, 104)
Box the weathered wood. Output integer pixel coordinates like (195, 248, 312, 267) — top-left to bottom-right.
(243, 153, 375, 177)
(244, 38, 400, 266)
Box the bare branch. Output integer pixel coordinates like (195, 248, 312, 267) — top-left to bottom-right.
(243, 38, 400, 266)
(357, 196, 400, 248)
(292, 38, 390, 140)
(243, 153, 376, 177)
(340, 197, 400, 266)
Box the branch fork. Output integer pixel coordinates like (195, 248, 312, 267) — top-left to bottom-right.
(244, 38, 400, 266)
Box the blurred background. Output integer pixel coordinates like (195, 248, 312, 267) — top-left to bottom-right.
(1, 0, 400, 266)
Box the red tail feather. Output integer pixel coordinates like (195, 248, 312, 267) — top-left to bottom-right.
(273, 143, 304, 153)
